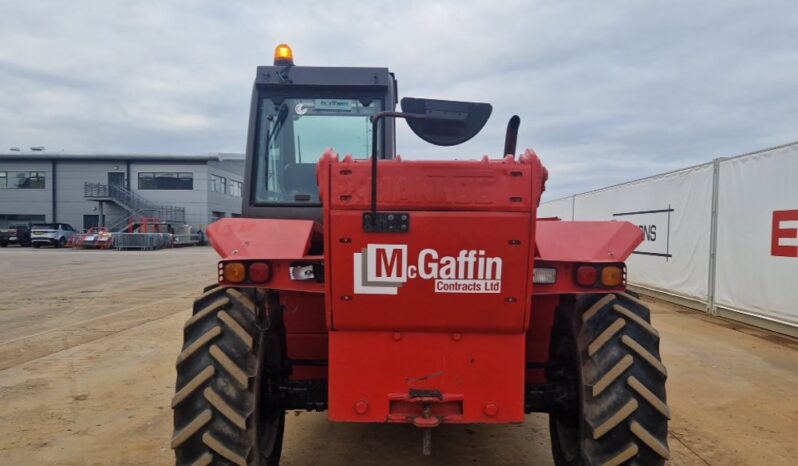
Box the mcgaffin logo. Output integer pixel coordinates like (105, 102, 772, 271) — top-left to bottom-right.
(353, 244, 503, 295)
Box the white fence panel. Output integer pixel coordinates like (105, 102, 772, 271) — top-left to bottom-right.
(557, 164, 714, 301)
(537, 142, 798, 336)
(715, 144, 798, 326)
(537, 196, 574, 220)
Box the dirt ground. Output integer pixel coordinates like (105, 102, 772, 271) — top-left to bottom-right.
(1, 247, 797, 465)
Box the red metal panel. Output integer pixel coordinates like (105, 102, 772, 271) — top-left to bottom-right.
(318, 150, 548, 334)
(282, 292, 328, 381)
(207, 218, 321, 260)
(286, 334, 327, 380)
(328, 210, 531, 332)
(328, 331, 525, 424)
(525, 294, 559, 383)
(281, 292, 327, 334)
(327, 157, 535, 212)
(536, 220, 643, 263)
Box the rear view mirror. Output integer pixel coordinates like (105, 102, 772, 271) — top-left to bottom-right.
(400, 97, 492, 146)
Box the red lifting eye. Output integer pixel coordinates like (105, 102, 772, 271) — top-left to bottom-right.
(576, 266, 598, 286)
(249, 262, 271, 283)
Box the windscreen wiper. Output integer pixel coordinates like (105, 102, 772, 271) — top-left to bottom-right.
(265, 104, 290, 146)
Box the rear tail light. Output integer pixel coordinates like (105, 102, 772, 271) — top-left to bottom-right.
(223, 262, 246, 283)
(601, 266, 623, 287)
(220, 261, 271, 284)
(249, 262, 271, 283)
(575, 266, 598, 286)
(575, 264, 625, 287)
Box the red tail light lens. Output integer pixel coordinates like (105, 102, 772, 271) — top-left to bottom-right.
(575, 266, 598, 286)
(249, 262, 271, 283)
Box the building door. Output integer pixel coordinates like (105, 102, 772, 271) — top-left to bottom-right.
(83, 214, 101, 230)
(108, 172, 125, 188)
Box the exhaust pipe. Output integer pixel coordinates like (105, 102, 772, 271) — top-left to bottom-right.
(503, 115, 520, 158)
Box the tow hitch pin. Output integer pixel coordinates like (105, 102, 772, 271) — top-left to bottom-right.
(422, 405, 432, 456)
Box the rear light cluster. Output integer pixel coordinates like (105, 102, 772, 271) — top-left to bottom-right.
(576, 264, 624, 287)
(220, 261, 271, 284)
(533, 264, 626, 288)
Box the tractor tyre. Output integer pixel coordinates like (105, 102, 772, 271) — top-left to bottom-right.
(203, 282, 221, 293)
(548, 293, 670, 466)
(172, 286, 286, 466)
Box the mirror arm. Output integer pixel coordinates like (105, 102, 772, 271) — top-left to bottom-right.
(368, 111, 431, 224)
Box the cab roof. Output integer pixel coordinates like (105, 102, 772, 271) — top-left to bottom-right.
(255, 65, 394, 91)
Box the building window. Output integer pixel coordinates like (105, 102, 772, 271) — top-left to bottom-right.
(0, 171, 46, 189)
(138, 172, 193, 190)
(0, 214, 46, 228)
(210, 174, 227, 193)
(211, 211, 225, 222)
(228, 179, 243, 197)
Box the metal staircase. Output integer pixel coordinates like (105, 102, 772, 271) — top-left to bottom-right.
(84, 182, 186, 232)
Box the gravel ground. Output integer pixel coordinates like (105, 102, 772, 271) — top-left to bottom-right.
(0, 246, 796, 465)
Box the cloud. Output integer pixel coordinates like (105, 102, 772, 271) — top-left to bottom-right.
(1, 0, 796, 197)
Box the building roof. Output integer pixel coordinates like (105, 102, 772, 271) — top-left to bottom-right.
(0, 152, 245, 162)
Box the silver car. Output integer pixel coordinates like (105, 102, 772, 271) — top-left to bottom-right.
(30, 223, 77, 248)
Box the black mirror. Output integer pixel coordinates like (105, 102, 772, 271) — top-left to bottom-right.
(400, 97, 492, 146)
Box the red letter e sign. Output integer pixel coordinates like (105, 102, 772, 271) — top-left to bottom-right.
(771, 210, 798, 257)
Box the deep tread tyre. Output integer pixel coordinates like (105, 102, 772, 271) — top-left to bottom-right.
(549, 293, 670, 466)
(203, 283, 221, 293)
(172, 286, 286, 466)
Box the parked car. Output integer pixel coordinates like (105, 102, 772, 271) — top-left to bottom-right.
(0, 224, 32, 247)
(72, 227, 114, 249)
(30, 223, 77, 248)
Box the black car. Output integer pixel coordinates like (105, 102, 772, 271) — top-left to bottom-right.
(0, 224, 32, 247)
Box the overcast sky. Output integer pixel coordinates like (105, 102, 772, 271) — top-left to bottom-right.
(1, 0, 796, 199)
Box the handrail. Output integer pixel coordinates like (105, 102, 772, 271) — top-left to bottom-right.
(84, 182, 186, 227)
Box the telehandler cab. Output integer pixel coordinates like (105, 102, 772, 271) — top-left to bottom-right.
(171, 44, 670, 466)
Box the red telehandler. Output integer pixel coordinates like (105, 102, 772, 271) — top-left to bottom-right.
(171, 44, 670, 466)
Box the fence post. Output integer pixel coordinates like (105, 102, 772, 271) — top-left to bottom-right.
(570, 195, 576, 220)
(706, 158, 722, 315)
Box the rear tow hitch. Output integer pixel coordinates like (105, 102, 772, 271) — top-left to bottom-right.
(413, 405, 437, 456)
